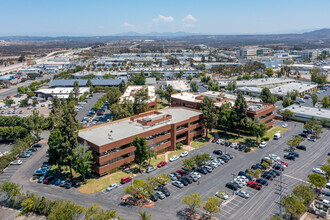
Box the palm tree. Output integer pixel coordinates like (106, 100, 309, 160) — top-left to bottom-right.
(139, 210, 152, 220)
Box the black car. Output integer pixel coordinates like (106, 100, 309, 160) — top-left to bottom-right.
(180, 179, 189, 186)
(19, 153, 31, 158)
(197, 167, 207, 175)
(150, 194, 158, 201)
(64, 180, 77, 189)
(225, 141, 231, 147)
(270, 169, 281, 176)
(32, 143, 42, 148)
(238, 145, 246, 151)
(29, 148, 37, 152)
(296, 145, 306, 151)
(261, 172, 274, 180)
(273, 164, 285, 171)
(173, 172, 182, 178)
(182, 176, 193, 184)
(298, 133, 308, 138)
(256, 178, 269, 186)
(226, 182, 238, 190)
(288, 152, 299, 157)
(161, 189, 171, 197)
(218, 156, 229, 163)
(252, 163, 266, 170)
(213, 150, 223, 155)
(182, 167, 191, 172)
(284, 154, 295, 160)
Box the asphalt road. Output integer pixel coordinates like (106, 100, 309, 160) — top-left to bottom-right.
(76, 93, 105, 122)
(4, 121, 330, 220)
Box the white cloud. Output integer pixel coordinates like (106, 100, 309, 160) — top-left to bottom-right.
(182, 14, 198, 28)
(153, 15, 175, 23)
(123, 22, 133, 29)
(183, 14, 198, 22)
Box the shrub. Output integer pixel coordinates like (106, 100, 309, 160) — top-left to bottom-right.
(244, 147, 251, 153)
(261, 136, 270, 142)
(176, 142, 183, 150)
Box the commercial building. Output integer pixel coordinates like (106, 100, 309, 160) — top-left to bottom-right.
(48, 79, 126, 88)
(282, 105, 330, 126)
(171, 92, 275, 127)
(120, 86, 157, 110)
(35, 87, 90, 100)
(217, 77, 295, 88)
(166, 80, 190, 92)
(78, 108, 204, 175)
(237, 82, 318, 97)
(237, 47, 267, 59)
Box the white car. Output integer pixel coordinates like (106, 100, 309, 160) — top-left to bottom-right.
(236, 190, 250, 199)
(10, 159, 22, 165)
(215, 191, 229, 200)
(282, 123, 288, 128)
(106, 183, 119, 191)
(172, 181, 184, 188)
(259, 141, 267, 148)
(216, 139, 224, 144)
(269, 154, 280, 161)
(169, 155, 179, 162)
(312, 168, 325, 175)
(230, 143, 237, 148)
(190, 172, 201, 179)
(180, 151, 189, 157)
(326, 180, 330, 188)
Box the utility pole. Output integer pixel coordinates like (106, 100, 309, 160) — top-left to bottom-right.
(274, 166, 287, 218)
(231, 173, 236, 196)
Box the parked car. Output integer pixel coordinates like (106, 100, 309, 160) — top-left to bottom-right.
(157, 161, 167, 168)
(224, 153, 233, 159)
(288, 152, 299, 157)
(10, 159, 22, 165)
(146, 166, 157, 173)
(19, 152, 31, 158)
(43, 176, 54, 184)
(313, 168, 325, 175)
(64, 180, 77, 189)
(32, 143, 42, 148)
(54, 178, 62, 186)
(176, 170, 186, 176)
(236, 190, 250, 199)
(269, 154, 280, 161)
(33, 169, 48, 176)
(60, 179, 70, 187)
(296, 145, 307, 151)
(215, 191, 229, 200)
(182, 176, 193, 184)
(161, 188, 171, 197)
(190, 172, 201, 179)
(284, 154, 295, 161)
(226, 182, 238, 190)
(150, 194, 158, 201)
(169, 155, 179, 162)
(256, 178, 269, 186)
(247, 181, 263, 190)
(259, 141, 267, 148)
(307, 136, 316, 142)
(213, 150, 223, 155)
(197, 167, 207, 175)
(106, 183, 119, 191)
(298, 133, 308, 138)
(38, 175, 46, 183)
(155, 191, 166, 199)
(238, 171, 252, 180)
(180, 179, 189, 186)
(172, 181, 184, 188)
(180, 151, 189, 157)
(121, 176, 132, 184)
(282, 123, 288, 128)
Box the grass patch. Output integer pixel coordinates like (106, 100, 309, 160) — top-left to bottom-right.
(79, 172, 129, 194)
(148, 154, 166, 167)
(191, 137, 211, 148)
(168, 149, 185, 160)
(157, 99, 170, 110)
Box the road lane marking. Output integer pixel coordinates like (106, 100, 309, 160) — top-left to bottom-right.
(283, 174, 309, 183)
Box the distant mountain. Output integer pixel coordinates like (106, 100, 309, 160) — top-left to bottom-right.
(114, 31, 199, 37)
(302, 28, 330, 36)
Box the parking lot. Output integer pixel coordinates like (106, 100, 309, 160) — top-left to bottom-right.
(2, 121, 330, 220)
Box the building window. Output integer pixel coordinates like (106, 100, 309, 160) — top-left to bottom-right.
(177, 124, 188, 131)
(99, 151, 135, 167)
(146, 130, 170, 141)
(259, 112, 273, 119)
(190, 119, 202, 126)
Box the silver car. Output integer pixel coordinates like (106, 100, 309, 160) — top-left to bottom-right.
(236, 190, 250, 199)
(155, 191, 165, 199)
(172, 181, 184, 188)
(106, 183, 119, 191)
(169, 173, 177, 181)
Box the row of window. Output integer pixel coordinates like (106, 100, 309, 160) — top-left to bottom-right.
(99, 151, 135, 167)
(190, 119, 203, 126)
(149, 138, 170, 149)
(146, 130, 169, 140)
(190, 126, 203, 133)
(177, 124, 188, 131)
(259, 112, 274, 119)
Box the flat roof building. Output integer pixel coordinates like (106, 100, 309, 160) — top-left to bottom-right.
(48, 79, 126, 87)
(78, 107, 204, 175)
(217, 77, 295, 88)
(120, 85, 157, 110)
(166, 80, 190, 92)
(35, 87, 90, 100)
(283, 105, 330, 126)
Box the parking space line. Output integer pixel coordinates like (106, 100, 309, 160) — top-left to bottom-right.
(283, 174, 308, 183)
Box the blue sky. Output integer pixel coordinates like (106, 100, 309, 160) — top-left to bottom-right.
(1, 0, 329, 36)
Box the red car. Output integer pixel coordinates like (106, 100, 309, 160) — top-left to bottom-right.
(121, 176, 132, 184)
(277, 161, 289, 167)
(176, 170, 186, 176)
(43, 176, 54, 184)
(157, 161, 167, 168)
(212, 138, 218, 143)
(247, 181, 263, 190)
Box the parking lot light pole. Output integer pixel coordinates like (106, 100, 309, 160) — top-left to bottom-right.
(231, 173, 236, 196)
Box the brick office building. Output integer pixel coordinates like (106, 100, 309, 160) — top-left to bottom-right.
(78, 108, 204, 176)
(171, 92, 275, 128)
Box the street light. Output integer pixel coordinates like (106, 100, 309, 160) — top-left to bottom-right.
(231, 173, 236, 196)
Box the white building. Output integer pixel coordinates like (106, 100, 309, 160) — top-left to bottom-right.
(35, 87, 90, 100)
(283, 105, 330, 126)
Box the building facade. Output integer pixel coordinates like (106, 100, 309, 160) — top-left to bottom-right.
(78, 108, 204, 176)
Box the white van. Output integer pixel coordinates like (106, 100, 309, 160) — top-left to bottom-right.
(274, 133, 281, 140)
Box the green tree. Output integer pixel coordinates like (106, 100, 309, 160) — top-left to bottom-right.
(134, 76, 146, 85)
(190, 81, 199, 92)
(133, 137, 148, 172)
(307, 173, 327, 189)
(133, 86, 149, 114)
(181, 193, 203, 213)
(204, 196, 221, 217)
(187, 75, 193, 81)
(231, 91, 247, 137)
(86, 79, 93, 88)
(32, 99, 38, 106)
(310, 68, 327, 86)
(321, 96, 329, 108)
(286, 136, 303, 151)
(260, 88, 276, 104)
(321, 158, 330, 179)
(73, 80, 80, 100)
(26, 91, 35, 98)
(218, 102, 232, 133)
(282, 96, 292, 108)
(292, 185, 316, 206)
(119, 79, 127, 93)
(281, 109, 294, 120)
(264, 68, 274, 77)
(311, 94, 318, 107)
(268, 216, 283, 220)
(17, 86, 26, 94)
(139, 210, 152, 220)
(226, 80, 237, 91)
(146, 145, 157, 167)
(248, 116, 268, 143)
(48, 200, 84, 220)
(283, 195, 307, 219)
(4, 98, 15, 106)
(200, 96, 218, 138)
(165, 85, 175, 103)
(20, 98, 29, 107)
(29, 110, 48, 140)
(182, 158, 196, 170)
(107, 87, 122, 105)
(0, 182, 22, 203)
(72, 144, 93, 182)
